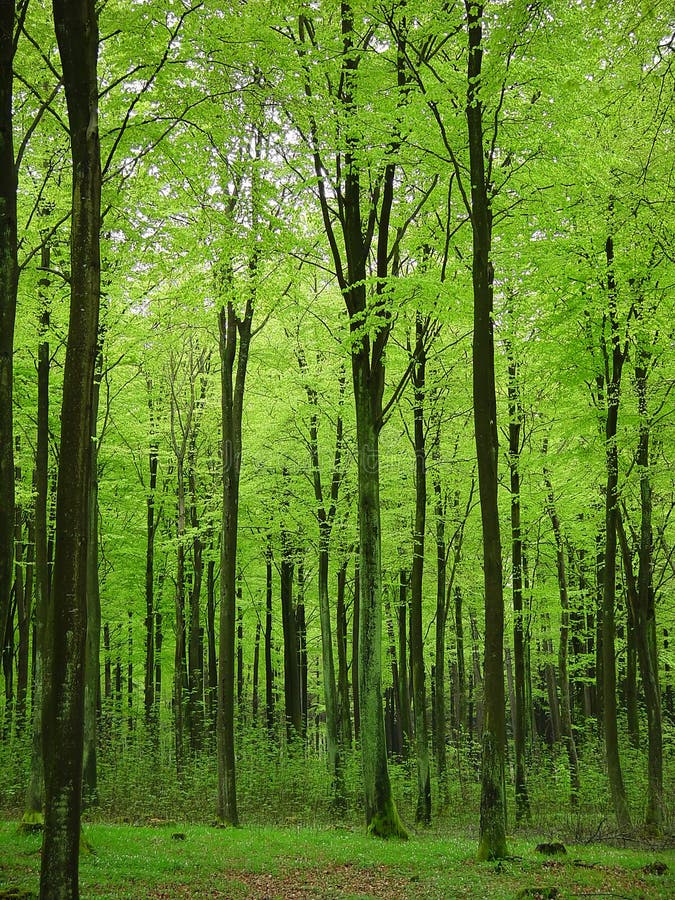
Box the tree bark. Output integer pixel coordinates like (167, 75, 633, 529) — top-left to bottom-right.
(507, 354, 530, 822)
(336, 559, 352, 748)
(601, 232, 631, 831)
(40, 0, 100, 893)
(465, 0, 507, 859)
(144, 380, 159, 729)
(82, 342, 103, 805)
(265, 538, 275, 735)
(543, 453, 581, 805)
(0, 0, 19, 667)
(410, 313, 431, 824)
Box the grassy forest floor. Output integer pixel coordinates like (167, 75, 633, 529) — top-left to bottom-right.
(1, 729, 673, 897)
(0, 821, 673, 899)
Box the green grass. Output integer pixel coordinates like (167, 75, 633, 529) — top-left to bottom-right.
(0, 822, 673, 898)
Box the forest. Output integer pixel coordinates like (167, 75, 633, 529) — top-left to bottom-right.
(0, 0, 673, 897)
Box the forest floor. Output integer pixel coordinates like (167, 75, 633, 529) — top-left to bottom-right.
(0, 821, 673, 899)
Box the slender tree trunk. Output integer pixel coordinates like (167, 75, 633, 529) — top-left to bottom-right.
(15, 451, 32, 735)
(397, 570, 413, 750)
(634, 318, 664, 828)
(252, 618, 261, 724)
(507, 354, 530, 822)
(144, 382, 159, 729)
(625, 602, 640, 749)
(0, 0, 19, 672)
(352, 558, 360, 741)
(336, 560, 352, 748)
(236, 585, 244, 716)
(40, 0, 101, 892)
(432, 449, 448, 800)
(280, 525, 302, 741)
(410, 313, 431, 824)
(206, 554, 217, 728)
(265, 538, 275, 735)
(601, 232, 631, 831)
(543, 454, 581, 805)
(83, 346, 103, 805)
(23, 263, 51, 827)
(296, 571, 308, 735)
(465, 1, 507, 859)
(174, 459, 187, 772)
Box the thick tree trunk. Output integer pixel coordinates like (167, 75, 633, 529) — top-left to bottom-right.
(465, 0, 507, 860)
(40, 0, 100, 893)
(353, 354, 406, 837)
(431, 447, 448, 800)
(410, 313, 431, 824)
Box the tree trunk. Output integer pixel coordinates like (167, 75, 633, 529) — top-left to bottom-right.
(15, 448, 31, 735)
(252, 618, 261, 724)
(353, 354, 406, 837)
(465, 1, 507, 860)
(83, 347, 103, 805)
(543, 457, 581, 805)
(431, 436, 448, 799)
(206, 554, 217, 728)
(0, 0, 19, 670)
(397, 570, 413, 750)
(633, 317, 664, 827)
(23, 259, 51, 826)
(410, 313, 431, 824)
(265, 538, 275, 735)
(0, 1, 20, 689)
(144, 382, 159, 730)
(601, 232, 631, 831)
(40, 0, 101, 893)
(352, 558, 360, 741)
(280, 525, 302, 742)
(336, 559, 352, 748)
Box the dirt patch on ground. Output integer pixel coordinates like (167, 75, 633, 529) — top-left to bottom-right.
(147, 861, 417, 899)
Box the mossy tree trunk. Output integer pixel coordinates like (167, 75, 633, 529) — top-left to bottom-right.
(40, 0, 101, 894)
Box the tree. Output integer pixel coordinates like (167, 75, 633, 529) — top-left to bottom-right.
(0, 0, 26, 668)
(40, 0, 101, 894)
